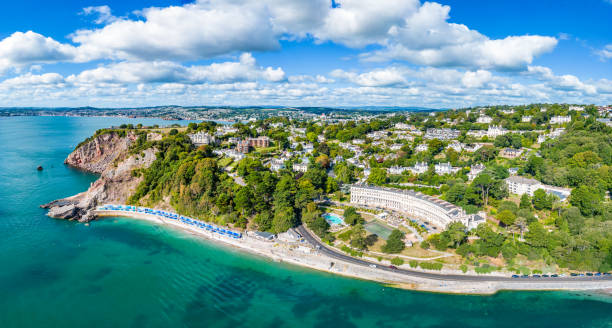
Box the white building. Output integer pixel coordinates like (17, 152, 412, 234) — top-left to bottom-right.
(215, 126, 238, 136)
(270, 159, 285, 172)
(448, 142, 463, 152)
(538, 127, 566, 143)
(550, 116, 571, 124)
(434, 162, 460, 175)
(468, 163, 485, 180)
(188, 132, 216, 146)
(463, 143, 483, 152)
(350, 185, 485, 230)
(388, 166, 408, 175)
(505, 176, 543, 196)
(409, 162, 429, 175)
(225, 150, 245, 160)
(415, 144, 428, 152)
(292, 162, 308, 173)
(292, 127, 306, 135)
(569, 106, 584, 112)
(521, 116, 532, 123)
(487, 125, 508, 138)
(277, 228, 302, 243)
(367, 131, 387, 140)
(303, 143, 314, 153)
(477, 115, 493, 124)
(506, 176, 572, 199)
(394, 123, 414, 130)
(424, 128, 460, 140)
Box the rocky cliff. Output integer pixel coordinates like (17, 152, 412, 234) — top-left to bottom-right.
(42, 131, 159, 222)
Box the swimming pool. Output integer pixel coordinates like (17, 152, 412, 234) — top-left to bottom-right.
(323, 213, 344, 225)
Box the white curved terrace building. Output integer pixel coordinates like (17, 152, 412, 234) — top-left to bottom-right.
(350, 185, 484, 230)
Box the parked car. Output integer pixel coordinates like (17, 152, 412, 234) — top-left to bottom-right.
(389, 265, 398, 270)
(512, 275, 519, 278)
(369, 264, 377, 268)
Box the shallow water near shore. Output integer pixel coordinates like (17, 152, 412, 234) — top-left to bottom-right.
(0, 116, 611, 328)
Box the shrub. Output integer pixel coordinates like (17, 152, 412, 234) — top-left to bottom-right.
(409, 260, 418, 268)
(391, 257, 404, 266)
(474, 264, 496, 274)
(340, 245, 363, 257)
(460, 264, 468, 273)
(419, 262, 443, 271)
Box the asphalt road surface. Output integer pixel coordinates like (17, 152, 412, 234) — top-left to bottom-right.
(295, 225, 612, 283)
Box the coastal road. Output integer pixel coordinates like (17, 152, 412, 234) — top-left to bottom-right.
(296, 225, 612, 284)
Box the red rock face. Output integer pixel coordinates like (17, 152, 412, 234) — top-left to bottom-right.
(65, 132, 130, 174)
(47, 130, 160, 222)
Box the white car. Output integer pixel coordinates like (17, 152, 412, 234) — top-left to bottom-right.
(369, 264, 377, 268)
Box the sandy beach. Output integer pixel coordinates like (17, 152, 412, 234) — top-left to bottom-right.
(94, 209, 612, 295)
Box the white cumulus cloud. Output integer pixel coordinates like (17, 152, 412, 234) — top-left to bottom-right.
(67, 53, 284, 85)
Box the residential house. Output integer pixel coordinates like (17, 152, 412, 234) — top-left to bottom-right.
(476, 115, 493, 124)
(435, 162, 460, 175)
(487, 125, 508, 138)
(550, 116, 571, 124)
(499, 148, 523, 159)
(409, 162, 429, 175)
(468, 163, 485, 180)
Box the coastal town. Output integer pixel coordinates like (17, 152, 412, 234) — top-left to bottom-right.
(44, 103, 612, 292)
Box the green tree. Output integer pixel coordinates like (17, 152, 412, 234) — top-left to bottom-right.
(525, 221, 548, 248)
(343, 207, 364, 226)
(445, 222, 467, 248)
(350, 224, 368, 250)
(570, 185, 602, 216)
(519, 194, 532, 209)
(427, 139, 444, 155)
(367, 168, 387, 185)
(271, 206, 296, 233)
(474, 146, 498, 162)
(254, 211, 273, 231)
(525, 156, 544, 176)
(533, 189, 552, 210)
(497, 209, 516, 226)
(234, 186, 252, 215)
(382, 229, 406, 254)
(472, 173, 496, 208)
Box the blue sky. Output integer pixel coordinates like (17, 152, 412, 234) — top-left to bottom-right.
(0, 0, 610, 108)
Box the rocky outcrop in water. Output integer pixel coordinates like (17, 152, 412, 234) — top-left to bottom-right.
(41, 131, 159, 222)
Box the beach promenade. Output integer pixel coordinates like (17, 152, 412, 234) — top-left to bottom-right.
(94, 205, 612, 295)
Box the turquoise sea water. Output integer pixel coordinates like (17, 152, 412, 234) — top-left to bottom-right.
(0, 116, 611, 328)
